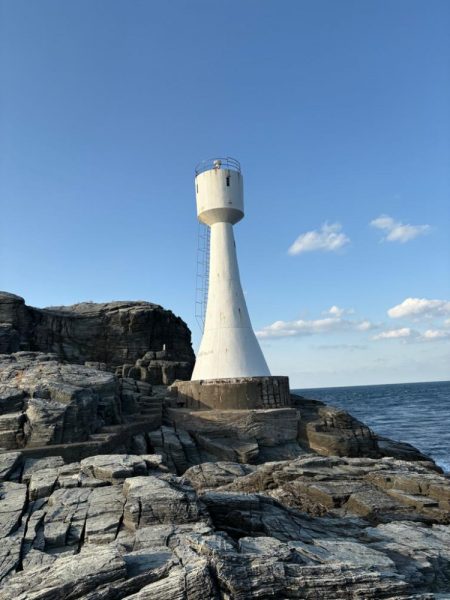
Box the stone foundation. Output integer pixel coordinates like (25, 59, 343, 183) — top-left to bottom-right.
(170, 376, 291, 410)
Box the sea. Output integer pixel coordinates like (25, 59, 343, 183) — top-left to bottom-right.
(293, 381, 450, 473)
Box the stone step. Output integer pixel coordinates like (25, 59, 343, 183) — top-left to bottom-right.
(100, 424, 131, 433)
(130, 413, 161, 423)
(0, 412, 24, 431)
(98, 419, 162, 436)
(89, 433, 112, 441)
(138, 407, 162, 414)
(137, 400, 163, 408)
(138, 395, 163, 402)
(387, 489, 440, 509)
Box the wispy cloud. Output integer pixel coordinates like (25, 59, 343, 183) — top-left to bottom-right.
(388, 298, 450, 319)
(422, 329, 450, 340)
(373, 327, 413, 340)
(370, 214, 430, 243)
(256, 309, 375, 339)
(257, 317, 343, 339)
(322, 305, 353, 318)
(257, 299, 450, 343)
(314, 344, 367, 351)
(288, 223, 350, 255)
(373, 326, 449, 342)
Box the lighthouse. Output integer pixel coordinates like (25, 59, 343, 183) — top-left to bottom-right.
(191, 158, 270, 381)
(171, 157, 289, 411)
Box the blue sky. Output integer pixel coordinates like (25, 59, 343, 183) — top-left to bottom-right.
(1, 0, 449, 387)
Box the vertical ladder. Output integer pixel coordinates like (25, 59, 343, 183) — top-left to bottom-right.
(195, 223, 210, 331)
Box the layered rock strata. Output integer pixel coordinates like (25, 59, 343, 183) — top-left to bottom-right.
(0, 292, 194, 384)
(162, 392, 435, 470)
(0, 452, 448, 599)
(0, 352, 171, 460)
(0, 350, 436, 470)
(1, 292, 449, 597)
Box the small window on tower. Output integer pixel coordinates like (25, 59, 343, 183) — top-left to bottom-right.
(226, 176, 230, 187)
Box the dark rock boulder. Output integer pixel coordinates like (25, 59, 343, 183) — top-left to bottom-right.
(0, 352, 121, 450)
(293, 394, 380, 458)
(0, 292, 195, 384)
(292, 395, 438, 468)
(0, 293, 31, 354)
(0, 353, 172, 457)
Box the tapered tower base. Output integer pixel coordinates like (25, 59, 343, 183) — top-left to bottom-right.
(192, 158, 270, 381)
(171, 376, 291, 411)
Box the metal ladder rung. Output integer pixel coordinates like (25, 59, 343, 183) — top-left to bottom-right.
(195, 222, 210, 331)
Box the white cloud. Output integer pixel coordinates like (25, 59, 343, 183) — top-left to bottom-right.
(322, 306, 356, 318)
(314, 344, 367, 351)
(327, 305, 345, 317)
(256, 310, 375, 339)
(421, 329, 450, 340)
(372, 326, 449, 342)
(288, 223, 350, 255)
(257, 317, 342, 339)
(388, 298, 450, 319)
(373, 327, 413, 340)
(370, 214, 430, 243)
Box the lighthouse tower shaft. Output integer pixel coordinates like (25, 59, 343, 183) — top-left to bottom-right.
(191, 161, 270, 381)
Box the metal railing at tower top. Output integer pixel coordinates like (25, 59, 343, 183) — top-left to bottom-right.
(195, 157, 241, 176)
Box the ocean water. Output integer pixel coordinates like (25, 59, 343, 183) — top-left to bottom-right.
(293, 381, 450, 473)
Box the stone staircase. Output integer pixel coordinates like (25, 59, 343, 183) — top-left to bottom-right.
(89, 383, 169, 444)
(133, 390, 165, 422)
(11, 380, 170, 462)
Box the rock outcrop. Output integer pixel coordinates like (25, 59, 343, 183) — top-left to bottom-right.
(0, 352, 172, 459)
(0, 352, 121, 450)
(1, 291, 449, 597)
(292, 393, 434, 464)
(0, 349, 439, 477)
(0, 292, 194, 384)
(187, 455, 450, 524)
(161, 394, 437, 471)
(0, 452, 448, 599)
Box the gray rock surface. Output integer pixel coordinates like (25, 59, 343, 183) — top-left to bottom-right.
(0, 451, 447, 598)
(81, 454, 147, 482)
(1, 292, 448, 597)
(163, 396, 440, 473)
(192, 455, 450, 524)
(164, 406, 308, 467)
(0, 352, 121, 450)
(0, 354, 171, 457)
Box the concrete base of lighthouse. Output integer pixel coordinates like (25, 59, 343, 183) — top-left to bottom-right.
(170, 376, 291, 411)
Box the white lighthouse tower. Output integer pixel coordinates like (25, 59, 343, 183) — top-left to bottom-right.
(191, 158, 270, 381)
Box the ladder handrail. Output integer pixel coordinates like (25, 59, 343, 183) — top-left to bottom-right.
(195, 222, 211, 331)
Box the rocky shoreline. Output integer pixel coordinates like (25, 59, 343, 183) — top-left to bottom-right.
(0, 293, 449, 599)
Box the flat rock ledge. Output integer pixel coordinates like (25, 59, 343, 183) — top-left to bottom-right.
(0, 450, 448, 599)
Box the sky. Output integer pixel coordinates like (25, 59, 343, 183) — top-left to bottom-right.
(1, 0, 449, 388)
